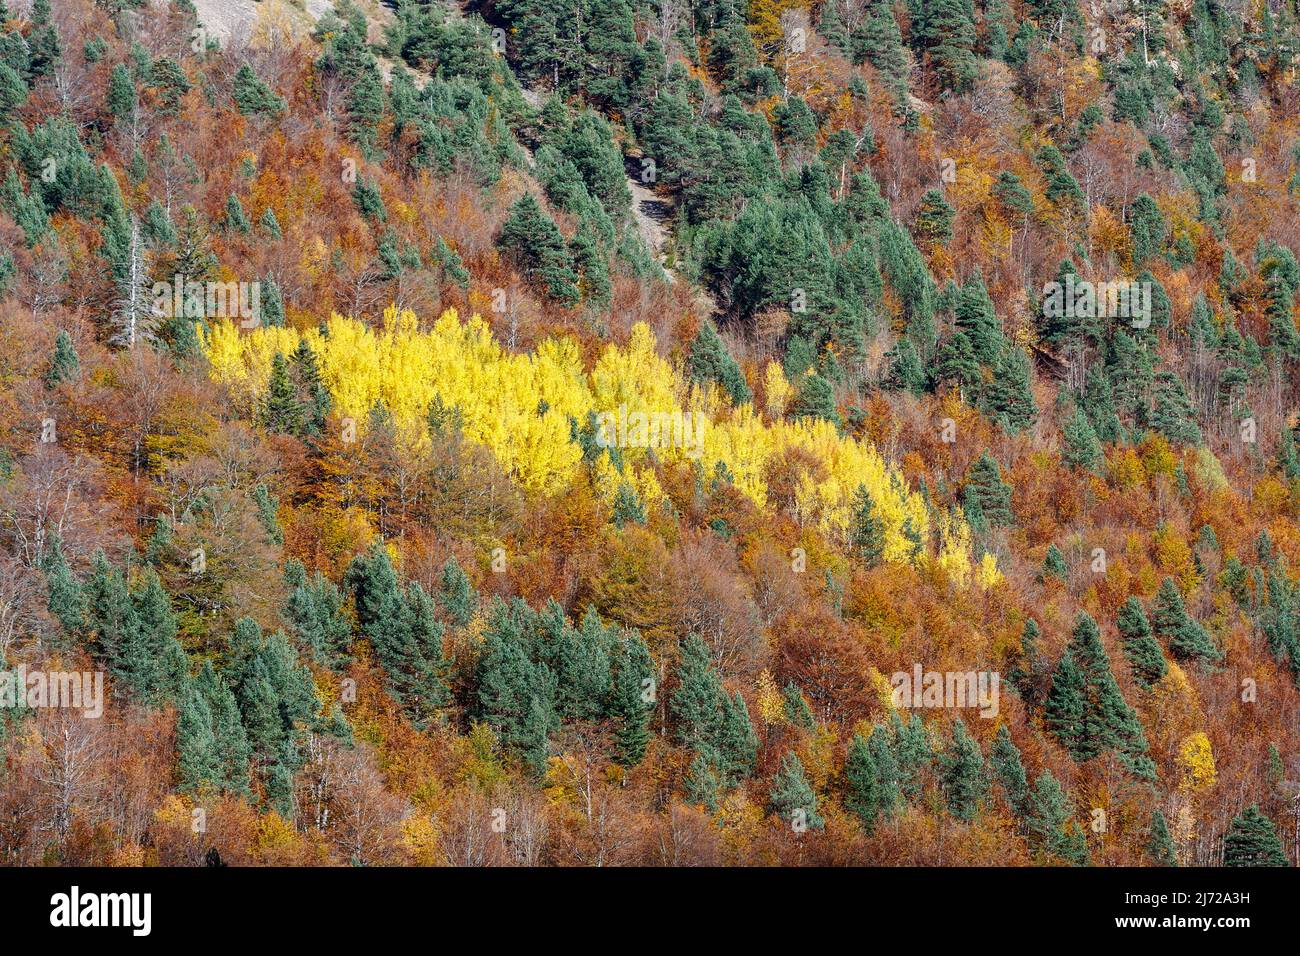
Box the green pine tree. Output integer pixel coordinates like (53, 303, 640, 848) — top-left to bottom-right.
(1223, 805, 1289, 866)
(769, 751, 824, 830)
(1148, 808, 1178, 866)
(1117, 596, 1167, 688)
(941, 717, 989, 823)
(1152, 576, 1223, 665)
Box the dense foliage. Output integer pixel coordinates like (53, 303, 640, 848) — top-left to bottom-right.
(0, 0, 1296, 866)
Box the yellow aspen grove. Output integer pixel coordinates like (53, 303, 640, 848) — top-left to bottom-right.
(201, 312, 986, 583)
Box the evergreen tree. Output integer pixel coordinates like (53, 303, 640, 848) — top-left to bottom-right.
(282, 560, 352, 669)
(848, 484, 886, 568)
(40, 533, 85, 638)
(954, 271, 1003, 365)
(473, 599, 556, 776)
(684, 751, 720, 811)
(791, 371, 840, 425)
(687, 319, 751, 405)
(1008, 618, 1047, 708)
(1152, 576, 1223, 665)
(610, 482, 646, 528)
(232, 64, 285, 116)
(922, 0, 978, 93)
(781, 682, 815, 729)
(1117, 596, 1167, 688)
(853, 0, 910, 91)
(769, 751, 824, 830)
(497, 193, 580, 304)
(941, 718, 988, 823)
(844, 731, 881, 831)
(346, 543, 451, 729)
(261, 352, 302, 436)
(259, 206, 282, 240)
(1026, 770, 1090, 865)
(1128, 193, 1166, 268)
(1048, 612, 1155, 777)
(1223, 805, 1288, 866)
(611, 629, 653, 766)
(1150, 370, 1202, 446)
(990, 725, 1029, 818)
(892, 712, 933, 800)
(913, 189, 956, 245)
(964, 453, 1014, 527)
(1041, 544, 1068, 582)
(175, 684, 222, 793)
(1148, 808, 1177, 866)
(107, 63, 137, 123)
(1062, 402, 1102, 471)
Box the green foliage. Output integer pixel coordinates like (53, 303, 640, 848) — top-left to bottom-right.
(941, 718, 988, 823)
(232, 64, 285, 116)
(769, 751, 824, 830)
(1152, 577, 1222, 665)
(1118, 597, 1167, 688)
(1223, 805, 1288, 866)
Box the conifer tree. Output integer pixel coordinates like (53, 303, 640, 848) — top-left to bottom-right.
(175, 684, 222, 793)
(1041, 544, 1068, 582)
(1026, 770, 1090, 865)
(848, 484, 886, 568)
(688, 319, 751, 405)
(892, 712, 933, 800)
(1008, 618, 1047, 708)
(913, 189, 956, 245)
(954, 271, 1002, 365)
(232, 64, 285, 116)
(1223, 805, 1288, 866)
(791, 371, 840, 425)
(1148, 808, 1177, 866)
(474, 599, 556, 777)
(438, 557, 478, 628)
(1128, 193, 1166, 268)
(610, 482, 646, 528)
(107, 64, 137, 124)
(781, 682, 815, 729)
(261, 352, 302, 436)
(259, 206, 282, 240)
(497, 193, 580, 304)
(1117, 596, 1167, 688)
(844, 731, 881, 831)
(611, 629, 653, 766)
(941, 717, 988, 823)
(853, 0, 910, 90)
(40, 532, 85, 638)
(1062, 402, 1102, 471)
(1044, 645, 1086, 755)
(1047, 612, 1155, 777)
(1152, 576, 1223, 665)
(770, 751, 824, 830)
(684, 751, 720, 811)
(990, 725, 1029, 818)
(964, 453, 1014, 527)
(283, 560, 352, 669)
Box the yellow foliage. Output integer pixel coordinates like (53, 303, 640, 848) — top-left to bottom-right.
(763, 361, 792, 419)
(755, 669, 785, 726)
(1177, 731, 1217, 794)
(401, 814, 440, 866)
(202, 312, 984, 580)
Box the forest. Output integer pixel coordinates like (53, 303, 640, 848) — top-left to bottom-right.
(0, 0, 1295, 867)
